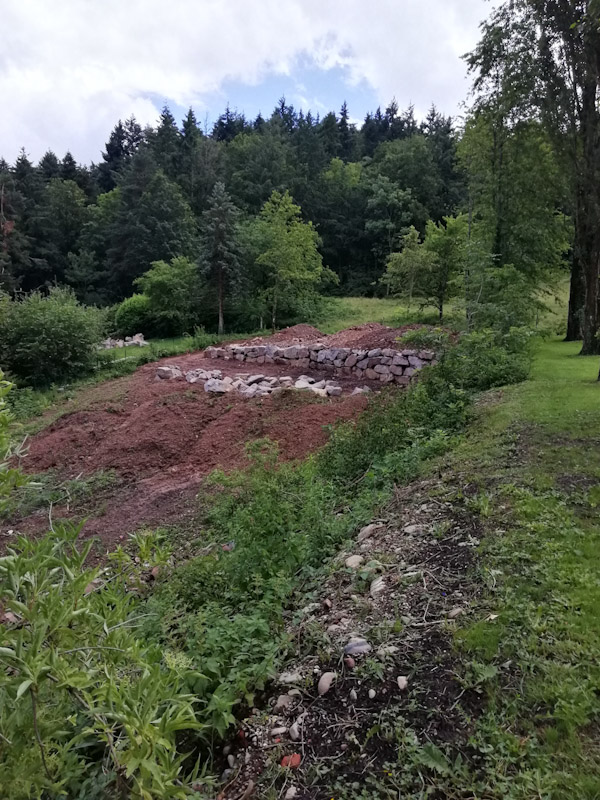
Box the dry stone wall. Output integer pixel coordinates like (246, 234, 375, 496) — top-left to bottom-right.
(204, 343, 436, 386)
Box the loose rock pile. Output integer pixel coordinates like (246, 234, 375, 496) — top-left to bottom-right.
(205, 342, 435, 385)
(156, 365, 372, 398)
(100, 333, 148, 349)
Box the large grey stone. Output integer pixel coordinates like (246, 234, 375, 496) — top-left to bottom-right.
(156, 366, 183, 380)
(392, 355, 409, 366)
(204, 379, 234, 393)
(282, 345, 309, 359)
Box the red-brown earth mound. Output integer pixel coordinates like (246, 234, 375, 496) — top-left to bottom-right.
(7, 323, 439, 554)
(9, 353, 368, 553)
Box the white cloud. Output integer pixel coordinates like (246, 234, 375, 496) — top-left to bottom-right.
(0, 0, 489, 163)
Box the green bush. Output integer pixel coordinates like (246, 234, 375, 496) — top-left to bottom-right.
(437, 328, 532, 391)
(114, 293, 157, 338)
(135, 257, 201, 337)
(0, 289, 104, 387)
(400, 326, 452, 351)
(318, 376, 470, 484)
(0, 526, 205, 800)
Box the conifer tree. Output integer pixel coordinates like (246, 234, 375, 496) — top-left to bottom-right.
(201, 182, 240, 334)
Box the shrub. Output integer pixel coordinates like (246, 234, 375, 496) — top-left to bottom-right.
(135, 257, 202, 337)
(0, 373, 28, 510)
(0, 526, 204, 800)
(0, 289, 104, 387)
(318, 376, 470, 484)
(113, 293, 157, 338)
(436, 328, 532, 391)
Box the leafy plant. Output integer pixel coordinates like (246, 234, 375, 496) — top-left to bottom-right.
(0, 373, 28, 510)
(0, 526, 204, 799)
(114, 293, 157, 338)
(0, 288, 104, 387)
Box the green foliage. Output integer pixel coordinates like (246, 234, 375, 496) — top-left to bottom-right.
(436, 328, 533, 392)
(0, 526, 204, 800)
(365, 176, 418, 267)
(320, 323, 532, 485)
(382, 226, 438, 309)
(114, 294, 156, 338)
(0, 288, 104, 387)
(467, 263, 544, 334)
(0, 374, 28, 512)
(135, 256, 201, 337)
(251, 190, 337, 328)
(318, 372, 469, 484)
(200, 182, 241, 333)
(1, 468, 119, 522)
(383, 216, 468, 320)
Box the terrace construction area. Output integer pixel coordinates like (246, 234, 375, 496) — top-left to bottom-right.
(4, 323, 431, 555)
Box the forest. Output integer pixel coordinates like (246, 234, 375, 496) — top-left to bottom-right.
(0, 83, 571, 341)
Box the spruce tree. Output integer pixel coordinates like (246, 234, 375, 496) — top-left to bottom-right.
(107, 151, 196, 297)
(338, 102, 355, 161)
(201, 182, 240, 334)
(38, 151, 61, 182)
(153, 105, 181, 180)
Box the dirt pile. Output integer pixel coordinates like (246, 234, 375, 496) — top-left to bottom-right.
(240, 324, 324, 345)
(12, 359, 367, 551)
(320, 322, 427, 350)
(8, 322, 433, 553)
(240, 322, 432, 351)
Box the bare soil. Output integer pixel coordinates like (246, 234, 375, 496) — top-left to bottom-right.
(237, 322, 431, 351)
(7, 323, 438, 554)
(12, 362, 368, 553)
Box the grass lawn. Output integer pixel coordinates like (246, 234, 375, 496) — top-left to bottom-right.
(317, 295, 467, 333)
(443, 339, 600, 797)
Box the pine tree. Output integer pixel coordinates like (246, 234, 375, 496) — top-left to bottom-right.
(61, 152, 79, 182)
(153, 105, 181, 180)
(318, 112, 340, 160)
(0, 165, 31, 291)
(38, 151, 61, 182)
(97, 117, 143, 192)
(213, 106, 249, 142)
(178, 108, 205, 212)
(201, 182, 240, 334)
(107, 151, 196, 297)
(338, 102, 355, 161)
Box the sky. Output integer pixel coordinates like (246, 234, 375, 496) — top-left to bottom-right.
(1, 0, 490, 165)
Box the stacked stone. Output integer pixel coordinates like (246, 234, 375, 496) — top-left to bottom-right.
(155, 365, 359, 398)
(204, 343, 436, 385)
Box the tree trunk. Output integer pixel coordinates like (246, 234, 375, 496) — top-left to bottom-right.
(565, 252, 585, 341)
(217, 268, 224, 336)
(578, 81, 600, 355)
(271, 292, 277, 332)
(581, 240, 600, 354)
